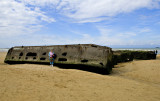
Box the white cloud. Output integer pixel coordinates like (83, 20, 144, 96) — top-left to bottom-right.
(17, 0, 160, 23)
(96, 26, 126, 45)
(0, 33, 94, 48)
(118, 32, 137, 37)
(139, 28, 151, 33)
(95, 26, 155, 46)
(1, 25, 159, 48)
(0, 0, 55, 37)
(18, 0, 59, 7)
(58, 0, 160, 22)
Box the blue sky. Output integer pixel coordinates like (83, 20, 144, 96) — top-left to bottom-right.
(0, 0, 160, 48)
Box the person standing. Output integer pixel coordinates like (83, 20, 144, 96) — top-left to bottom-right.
(48, 50, 54, 67)
(155, 50, 158, 55)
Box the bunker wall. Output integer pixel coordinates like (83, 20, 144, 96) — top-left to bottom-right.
(5, 44, 113, 73)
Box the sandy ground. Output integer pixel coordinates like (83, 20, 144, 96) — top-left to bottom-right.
(0, 52, 160, 101)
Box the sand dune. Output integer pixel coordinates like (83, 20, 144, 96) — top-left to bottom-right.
(0, 52, 160, 101)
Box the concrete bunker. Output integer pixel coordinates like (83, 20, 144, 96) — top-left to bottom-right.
(4, 44, 114, 74)
(113, 50, 157, 65)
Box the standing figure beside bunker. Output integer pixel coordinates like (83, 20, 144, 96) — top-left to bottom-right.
(49, 50, 54, 67)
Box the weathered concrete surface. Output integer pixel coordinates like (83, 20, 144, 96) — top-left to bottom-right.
(113, 50, 157, 65)
(113, 51, 133, 65)
(4, 44, 113, 74)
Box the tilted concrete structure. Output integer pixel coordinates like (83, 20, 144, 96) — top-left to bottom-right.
(4, 44, 113, 74)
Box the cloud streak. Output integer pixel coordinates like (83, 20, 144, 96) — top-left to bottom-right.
(58, 0, 160, 22)
(0, 0, 55, 37)
(18, 0, 160, 22)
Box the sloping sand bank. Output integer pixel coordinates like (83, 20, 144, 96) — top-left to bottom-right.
(0, 52, 160, 101)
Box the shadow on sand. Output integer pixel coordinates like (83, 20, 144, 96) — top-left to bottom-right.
(5, 61, 110, 75)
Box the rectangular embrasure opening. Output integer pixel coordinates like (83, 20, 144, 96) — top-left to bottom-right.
(58, 58, 67, 61)
(40, 57, 46, 60)
(81, 59, 88, 62)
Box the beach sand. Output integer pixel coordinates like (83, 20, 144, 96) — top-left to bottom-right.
(0, 52, 160, 101)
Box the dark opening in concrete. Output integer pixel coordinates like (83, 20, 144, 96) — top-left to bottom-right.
(58, 58, 67, 61)
(26, 52, 37, 56)
(19, 52, 23, 56)
(42, 52, 46, 55)
(12, 57, 14, 59)
(81, 59, 88, 62)
(99, 62, 104, 66)
(33, 57, 36, 60)
(19, 57, 21, 59)
(25, 57, 28, 60)
(40, 57, 46, 60)
(91, 44, 97, 47)
(62, 52, 67, 56)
